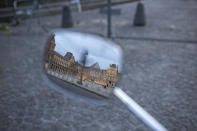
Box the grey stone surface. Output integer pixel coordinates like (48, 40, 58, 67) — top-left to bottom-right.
(1, 0, 197, 130)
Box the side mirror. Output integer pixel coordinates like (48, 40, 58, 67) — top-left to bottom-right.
(44, 30, 122, 100)
(43, 30, 167, 131)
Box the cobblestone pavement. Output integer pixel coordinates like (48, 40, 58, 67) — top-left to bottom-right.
(1, 0, 197, 131)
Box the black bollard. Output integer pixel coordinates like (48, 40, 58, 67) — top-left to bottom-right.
(62, 5, 73, 28)
(133, 2, 146, 26)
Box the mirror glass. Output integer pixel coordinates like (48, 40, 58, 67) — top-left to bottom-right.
(44, 30, 122, 100)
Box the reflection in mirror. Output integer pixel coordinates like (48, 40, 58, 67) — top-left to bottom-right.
(45, 31, 122, 98)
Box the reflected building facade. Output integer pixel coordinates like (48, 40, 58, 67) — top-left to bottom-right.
(45, 35, 77, 76)
(45, 35, 119, 87)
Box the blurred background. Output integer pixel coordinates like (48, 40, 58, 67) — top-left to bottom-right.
(0, 0, 197, 131)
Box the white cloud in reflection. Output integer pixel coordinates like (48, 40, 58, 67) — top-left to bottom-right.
(54, 31, 122, 72)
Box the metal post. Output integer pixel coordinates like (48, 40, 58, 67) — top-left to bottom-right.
(77, 0, 82, 13)
(71, 0, 82, 13)
(107, 0, 111, 38)
(79, 51, 88, 85)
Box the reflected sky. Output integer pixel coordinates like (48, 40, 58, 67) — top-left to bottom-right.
(54, 31, 122, 72)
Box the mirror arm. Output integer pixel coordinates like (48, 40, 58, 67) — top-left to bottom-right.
(113, 87, 168, 131)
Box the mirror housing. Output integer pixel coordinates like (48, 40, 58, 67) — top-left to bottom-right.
(43, 30, 123, 99)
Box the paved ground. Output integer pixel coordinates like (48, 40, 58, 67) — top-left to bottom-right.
(1, 0, 197, 130)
